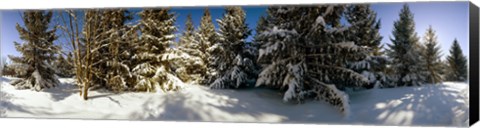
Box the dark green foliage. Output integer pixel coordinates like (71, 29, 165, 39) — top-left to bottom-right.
(386, 4, 427, 87)
(255, 5, 370, 115)
(103, 9, 133, 92)
(198, 8, 218, 85)
(345, 4, 382, 51)
(80, 9, 134, 92)
(345, 4, 390, 89)
(178, 14, 195, 47)
(422, 26, 443, 83)
(209, 7, 256, 89)
(132, 8, 183, 92)
(53, 53, 75, 78)
(8, 10, 60, 91)
(176, 14, 206, 83)
(446, 39, 468, 81)
(82, 9, 106, 90)
(1, 59, 15, 77)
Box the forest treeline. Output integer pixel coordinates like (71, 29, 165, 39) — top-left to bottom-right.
(1, 4, 468, 115)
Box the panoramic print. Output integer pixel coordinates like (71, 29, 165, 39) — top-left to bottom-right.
(0, 2, 470, 127)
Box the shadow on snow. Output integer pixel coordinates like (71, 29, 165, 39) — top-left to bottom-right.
(0, 76, 469, 127)
(348, 83, 468, 126)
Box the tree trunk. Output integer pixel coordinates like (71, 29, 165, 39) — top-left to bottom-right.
(82, 80, 89, 100)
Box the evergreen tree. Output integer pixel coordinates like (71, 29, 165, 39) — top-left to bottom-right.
(386, 4, 427, 87)
(53, 53, 74, 78)
(446, 39, 468, 81)
(8, 10, 60, 91)
(209, 7, 256, 89)
(256, 5, 369, 115)
(345, 4, 382, 52)
(123, 24, 141, 89)
(252, 15, 269, 69)
(81, 9, 110, 91)
(132, 8, 184, 92)
(178, 14, 195, 46)
(66, 52, 74, 76)
(439, 59, 450, 81)
(102, 9, 133, 92)
(422, 25, 443, 83)
(1, 58, 15, 77)
(256, 7, 302, 91)
(78, 9, 134, 98)
(176, 14, 205, 83)
(1, 57, 6, 76)
(198, 8, 219, 84)
(345, 4, 390, 89)
(3, 67, 11, 77)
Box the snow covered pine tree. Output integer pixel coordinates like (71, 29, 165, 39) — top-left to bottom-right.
(446, 39, 468, 81)
(132, 8, 184, 92)
(123, 23, 141, 89)
(79, 9, 134, 98)
(422, 25, 444, 84)
(209, 7, 257, 89)
(8, 10, 61, 91)
(175, 14, 206, 83)
(345, 4, 391, 89)
(78, 9, 114, 92)
(198, 8, 220, 85)
(386, 4, 428, 87)
(102, 9, 133, 93)
(1, 58, 15, 77)
(255, 5, 370, 116)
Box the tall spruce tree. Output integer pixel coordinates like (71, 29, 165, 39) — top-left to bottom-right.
(345, 4, 390, 89)
(176, 14, 205, 83)
(209, 7, 256, 89)
(123, 24, 141, 89)
(178, 14, 195, 46)
(199, 8, 219, 84)
(252, 15, 269, 72)
(422, 26, 443, 83)
(8, 11, 60, 91)
(102, 9, 133, 92)
(132, 8, 184, 92)
(386, 4, 427, 87)
(256, 5, 369, 115)
(446, 39, 468, 81)
(245, 24, 262, 82)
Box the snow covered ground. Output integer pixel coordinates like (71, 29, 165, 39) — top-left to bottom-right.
(0, 77, 469, 127)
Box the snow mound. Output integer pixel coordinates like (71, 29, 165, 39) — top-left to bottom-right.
(0, 77, 470, 126)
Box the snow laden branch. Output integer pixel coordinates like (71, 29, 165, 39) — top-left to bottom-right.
(8, 11, 60, 91)
(255, 5, 372, 116)
(207, 7, 257, 89)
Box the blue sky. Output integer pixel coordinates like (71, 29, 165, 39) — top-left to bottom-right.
(371, 2, 469, 60)
(0, 2, 469, 63)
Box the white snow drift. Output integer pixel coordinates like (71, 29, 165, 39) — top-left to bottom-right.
(0, 77, 469, 127)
